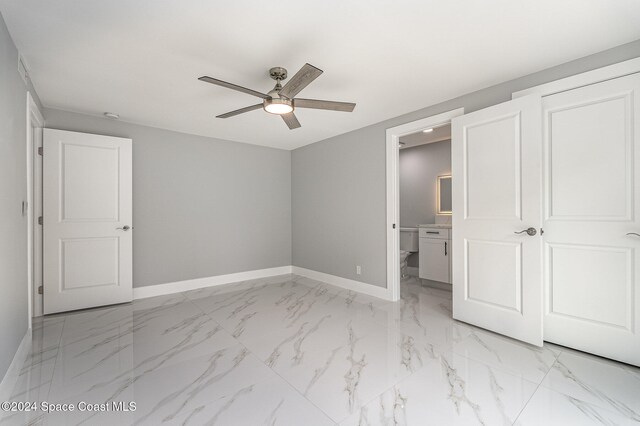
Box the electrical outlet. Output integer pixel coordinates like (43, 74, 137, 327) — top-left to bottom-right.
(356, 265, 361, 275)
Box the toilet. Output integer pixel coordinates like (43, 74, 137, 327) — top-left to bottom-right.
(399, 227, 419, 277)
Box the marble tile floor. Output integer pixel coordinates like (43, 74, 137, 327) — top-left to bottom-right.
(1, 274, 639, 425)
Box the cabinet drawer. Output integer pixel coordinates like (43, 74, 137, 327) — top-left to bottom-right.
(419, 228, 450, 239)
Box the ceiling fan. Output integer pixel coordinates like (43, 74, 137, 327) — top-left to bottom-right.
(198, 63, 356, 130)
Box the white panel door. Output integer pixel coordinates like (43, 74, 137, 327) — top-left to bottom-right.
(43, 129, 132, 314)
(452, 95, 543, 346)
(542, 73, 640, 366)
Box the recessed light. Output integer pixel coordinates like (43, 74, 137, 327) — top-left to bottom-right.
(423, 128, 434, 133)
(104, 112, 119, 119)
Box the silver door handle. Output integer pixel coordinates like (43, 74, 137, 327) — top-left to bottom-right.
(515, 227, 537, 236)
(627, 232, 640, 237)
(116, 225, 131, 231)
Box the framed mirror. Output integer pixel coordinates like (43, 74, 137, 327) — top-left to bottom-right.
(437, 175, 452, 215)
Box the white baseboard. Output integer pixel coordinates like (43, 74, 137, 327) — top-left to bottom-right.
(292, 266, 392, 301)
(0, 328, 32, 404)
(132, 265, 392, 302)
(132, 266, 293, 300)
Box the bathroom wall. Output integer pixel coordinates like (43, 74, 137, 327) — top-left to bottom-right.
(399, 139, 451, 271)
(399, 139, 451, 227)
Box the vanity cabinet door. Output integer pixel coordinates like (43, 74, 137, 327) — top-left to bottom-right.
(419, 239, 450, 283)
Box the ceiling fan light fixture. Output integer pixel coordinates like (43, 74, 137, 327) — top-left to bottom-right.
(263, 98, 294, 115)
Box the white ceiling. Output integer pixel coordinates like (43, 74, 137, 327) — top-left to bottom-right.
(400, 124, 451, 149)
(2, 1, 640, 150)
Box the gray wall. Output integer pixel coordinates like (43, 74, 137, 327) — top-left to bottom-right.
(292, 128, 385, 285)
(292, 39, 640, 288)
(44, 109, 292, 288)
(399, 140, 451, 227)
(0, 12, 43, 380)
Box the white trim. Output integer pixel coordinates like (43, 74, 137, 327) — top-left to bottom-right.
(292, 266, 393, 301)
(0, 328, 32, 406)
(513, 56, 640, 99)
(132, 265, 396, 302)
(26, 93, 44, 324)
(132, 266, 293, 299)
(32, 126, 44, 318)
(386, 128, 400, 302)
(385, 108, 464, 302)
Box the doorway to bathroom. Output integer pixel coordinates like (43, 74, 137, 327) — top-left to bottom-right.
(385, 109, 464, 301)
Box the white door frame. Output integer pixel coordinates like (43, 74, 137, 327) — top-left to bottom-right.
(26, 92, 44, 323)
(385, 108, 464, 301)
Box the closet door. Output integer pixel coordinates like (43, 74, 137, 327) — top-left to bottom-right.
(452, 95, 543, 346)
(542, 73, 640, 366)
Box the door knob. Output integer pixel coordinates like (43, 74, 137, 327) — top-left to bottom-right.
(627, 232, 640, 237)
(116, 225, 131, 231)
(515, 227, 537, 236)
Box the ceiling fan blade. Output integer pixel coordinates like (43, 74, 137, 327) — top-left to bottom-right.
(281, 112, 301, 129)
(198, 76, 270, 99)
(216, 103, 263, 118)
(294, 98, 356, 112)
(279, 63, 323, 99)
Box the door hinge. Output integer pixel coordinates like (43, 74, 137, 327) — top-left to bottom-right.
(392, 224, 396, 229)
(38, 216, 43, 225)
(37, 146, 43, 156)
(38, 285, 43, 295)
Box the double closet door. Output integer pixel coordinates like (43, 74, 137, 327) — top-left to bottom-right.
(452, 73, 640, 367)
